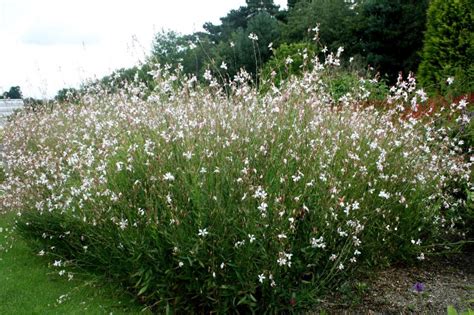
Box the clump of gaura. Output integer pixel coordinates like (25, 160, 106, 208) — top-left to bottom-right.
(1, 43, 471, 313)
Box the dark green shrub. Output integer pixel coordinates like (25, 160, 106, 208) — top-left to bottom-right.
(418, 0, 474, 93)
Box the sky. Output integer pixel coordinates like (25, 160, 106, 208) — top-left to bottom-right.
(0, 0, 287, 99)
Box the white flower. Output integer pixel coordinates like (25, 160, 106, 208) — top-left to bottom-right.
(378, 190, 390, 199)
(336, 47, 344, 57)
(446, 77, 454, 85)
(248, 234, 256, 243)
(57, 294, 68, 304)
(258, 273, 266, 283)
(53, 260, 62, 267)
(253, 186, 268, 200)
(163, 172, 175, 181)
(248, 33, 259, 41)
(119, 218, 128, 230)
(234, 240, 245, 248)
(116, 162, 124, 171)
(352, 201, 360, 210)
(310, 236, 326, 249)
(292, 171, 303, 182)
(277, 233, 287, 239)
(230, 41, 235, 48)
(277, 251, 293, 267)
(258, 202, 268, 212)
(198, 228, 208, 237)
(203, 69, 213, 81)
(183, 151, 193, 160)
(220, 61, 228, 70)
(458, 98, 468, 109)
(353, 236, 361, 246)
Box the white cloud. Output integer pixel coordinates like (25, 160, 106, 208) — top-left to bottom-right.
(0, 0, 287, 98)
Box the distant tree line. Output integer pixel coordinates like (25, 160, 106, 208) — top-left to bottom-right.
(56, 0, 473, 100)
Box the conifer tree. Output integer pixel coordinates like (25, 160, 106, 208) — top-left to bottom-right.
(418, 0, 474, 91)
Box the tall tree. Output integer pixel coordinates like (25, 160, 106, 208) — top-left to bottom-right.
(246, 0, 280, 16)
(204, 7, 251, 43)
(2, 86, 22, 99)
(355, 0, 429, 79)
(418, 0, 474, 92)
(283, 0, 358, 54)
(203, 0, 281, 44)
(287, 0, 300, 9)
(150, 30, 216, 79)
(216, 12, 281, 79)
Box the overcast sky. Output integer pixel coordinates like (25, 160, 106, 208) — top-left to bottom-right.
(0, 0, 287, 99)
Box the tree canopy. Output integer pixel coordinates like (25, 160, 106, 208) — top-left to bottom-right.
(1, 86, 22, 99)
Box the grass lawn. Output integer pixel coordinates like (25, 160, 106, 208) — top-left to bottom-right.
(0, 211, 148, 315)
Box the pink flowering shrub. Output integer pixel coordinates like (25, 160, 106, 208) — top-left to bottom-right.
(1, 55, 471, 312)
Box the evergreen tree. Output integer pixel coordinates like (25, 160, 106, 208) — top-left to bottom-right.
(246, 0, 280, 16)
(203, 0, 281, 44)
(283, 0, 358, 54)
(287, 0, 300, 9)
(354, 0, 429, 80)
(217, 12, 281, 79)
(203, 7, 251, 43)
(150, 30, 216, 79)
(418, 0, 474, 92)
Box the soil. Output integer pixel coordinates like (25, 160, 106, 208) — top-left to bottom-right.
(313, 252, 474, 314)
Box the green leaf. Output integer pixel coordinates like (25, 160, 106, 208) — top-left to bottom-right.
(447, 305, 459, 315)
(137, 284, 149, 296)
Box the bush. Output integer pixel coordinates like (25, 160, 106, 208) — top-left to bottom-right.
(261, 41, 388, 102)
(260, 42, 316, 89)
(1, 58, 472, 313)
(418, 0, 474, 94)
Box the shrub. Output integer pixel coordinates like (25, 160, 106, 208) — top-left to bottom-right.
(261, 40, 388, 102)
(1, 57, 472, 313)
(418, 0, 474, 94)
(260, 42, 316, 89)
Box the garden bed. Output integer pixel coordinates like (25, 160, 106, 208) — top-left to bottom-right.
(316, 251, 473, 313)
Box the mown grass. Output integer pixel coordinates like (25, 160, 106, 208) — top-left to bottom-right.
(0, 211, 147, 314)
